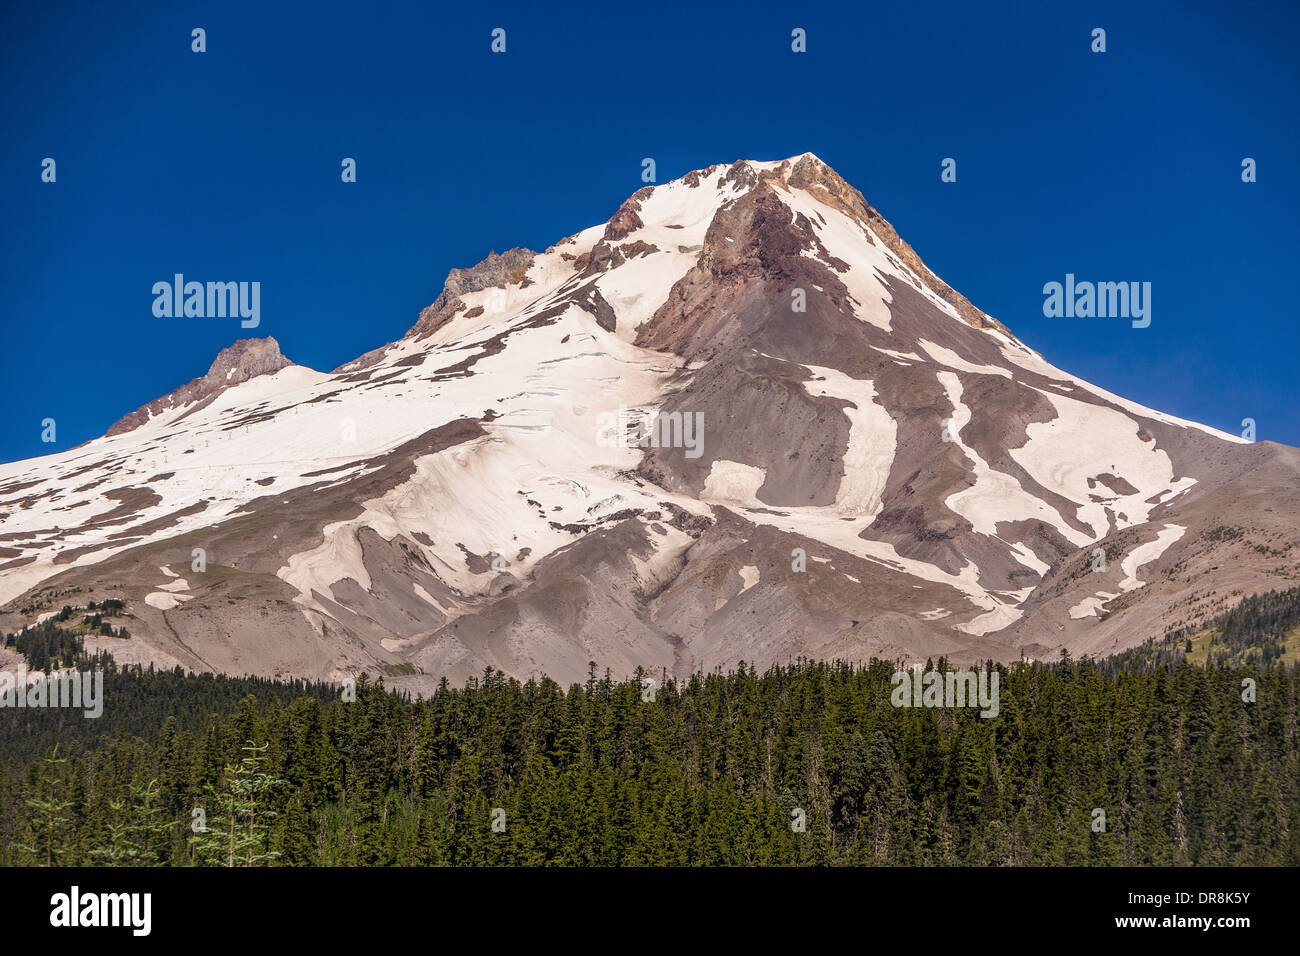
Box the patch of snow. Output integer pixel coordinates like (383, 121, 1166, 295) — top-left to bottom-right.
(1119, 524, 1185, 592)
(145, 592, 190, 610)
(702, 460, 767, 508)
(1068, 592, 1119, 619)
(738, 565, 759, 594)
(917, 340, 1012, 378)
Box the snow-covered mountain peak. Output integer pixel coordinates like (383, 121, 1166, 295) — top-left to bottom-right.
(369, 154, 1015, 366)
(1, 155, 1292, 690)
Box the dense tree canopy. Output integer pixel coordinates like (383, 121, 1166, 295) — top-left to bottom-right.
(0, 652, 1294, 866)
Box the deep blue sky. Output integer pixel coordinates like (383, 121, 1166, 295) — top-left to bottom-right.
(2, 0, 1297, 464)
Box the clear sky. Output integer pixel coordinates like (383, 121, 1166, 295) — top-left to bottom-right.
(2, 0, 1297, 464)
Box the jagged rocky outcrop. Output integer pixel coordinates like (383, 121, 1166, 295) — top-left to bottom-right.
(408, 247, 537, 341)
(106, 337, 293, 436)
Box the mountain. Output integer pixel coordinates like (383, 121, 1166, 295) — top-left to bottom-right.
(2, 154, 1297, 689)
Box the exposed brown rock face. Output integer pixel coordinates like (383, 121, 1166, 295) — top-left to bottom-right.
(571, 283, 618, 332)
(634, 181, 854, 362)
(439, 247, 537, 306)
(403, 246, 537, 342)
(106, 338, 293, 437)
(604, 188, 651, 240)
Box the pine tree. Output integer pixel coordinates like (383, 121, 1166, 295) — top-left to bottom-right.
(17, 746, 74, 866)
(190, 740, 284, 866)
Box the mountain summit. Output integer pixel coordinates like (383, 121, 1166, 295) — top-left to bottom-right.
(2, 156, 1295, 687)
